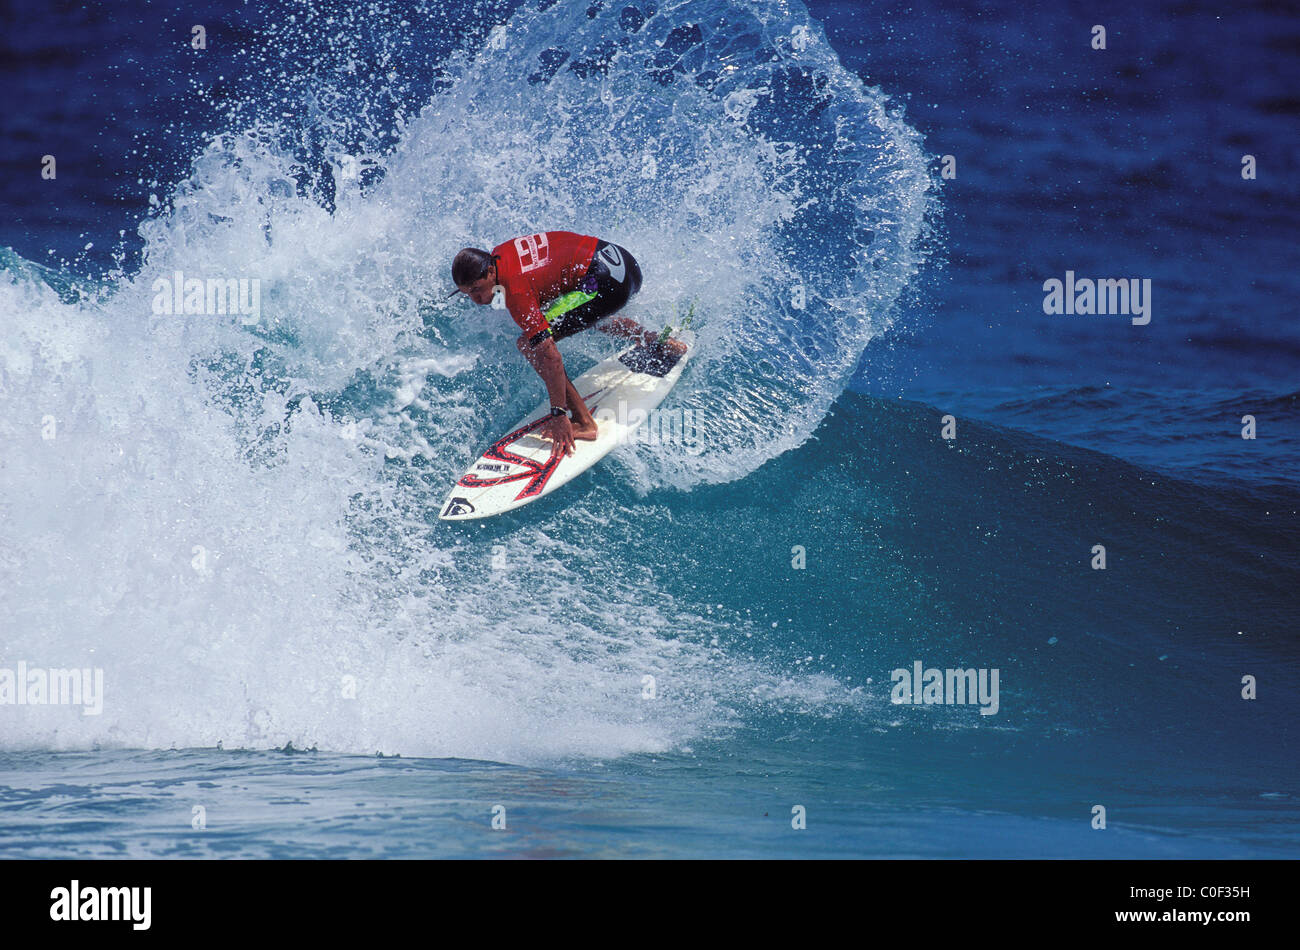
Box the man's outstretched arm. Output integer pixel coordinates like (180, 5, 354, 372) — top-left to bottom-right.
(517, 335, 580, 456)
(518, 335, 570, 407)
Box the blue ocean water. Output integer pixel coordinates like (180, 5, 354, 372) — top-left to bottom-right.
(0, 0, 1296, 859)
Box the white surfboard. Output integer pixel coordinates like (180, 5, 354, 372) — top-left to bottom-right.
(439, 330, 694, 520)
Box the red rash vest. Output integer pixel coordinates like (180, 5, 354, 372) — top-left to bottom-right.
(490, 231, 600, 338)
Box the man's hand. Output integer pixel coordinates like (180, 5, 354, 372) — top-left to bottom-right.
(547, 412, 576, 458)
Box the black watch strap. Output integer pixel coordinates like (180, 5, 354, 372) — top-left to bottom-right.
(549, 406, 568, 417)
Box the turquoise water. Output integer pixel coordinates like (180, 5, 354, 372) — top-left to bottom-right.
(0, 740, 1280, 859)
(3, 394, 1296, 857)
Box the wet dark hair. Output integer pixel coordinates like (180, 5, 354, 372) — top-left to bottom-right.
(452, 248, 496, 286)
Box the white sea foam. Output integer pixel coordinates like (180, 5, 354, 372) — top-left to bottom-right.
(0, 0, 930, 763)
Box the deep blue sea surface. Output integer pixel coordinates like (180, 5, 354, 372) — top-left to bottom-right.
(1, 0, 1296, 858)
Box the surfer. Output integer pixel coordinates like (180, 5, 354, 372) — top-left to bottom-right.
(450, 231, 684, 457)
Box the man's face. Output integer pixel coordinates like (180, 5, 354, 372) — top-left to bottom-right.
(459, 266, 496, 305)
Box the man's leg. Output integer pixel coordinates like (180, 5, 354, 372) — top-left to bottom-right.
(597, 316, 687, 354)
(596, 316, 656, 346)
(583, 245, 682, 352)
(549, 243, 657, 348)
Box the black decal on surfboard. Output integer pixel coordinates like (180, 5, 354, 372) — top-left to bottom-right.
(442, 497, 476, 517)
(619, 340, 683, 378)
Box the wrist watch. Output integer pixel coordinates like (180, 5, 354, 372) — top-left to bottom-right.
(549, 406, 568, 417)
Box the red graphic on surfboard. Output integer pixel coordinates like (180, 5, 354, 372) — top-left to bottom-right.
(457, 388, 609, 501)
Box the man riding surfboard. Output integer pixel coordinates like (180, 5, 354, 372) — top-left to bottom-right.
(450, 231, 684, 457)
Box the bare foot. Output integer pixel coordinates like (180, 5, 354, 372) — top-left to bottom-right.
(571, 422, 599, 441)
